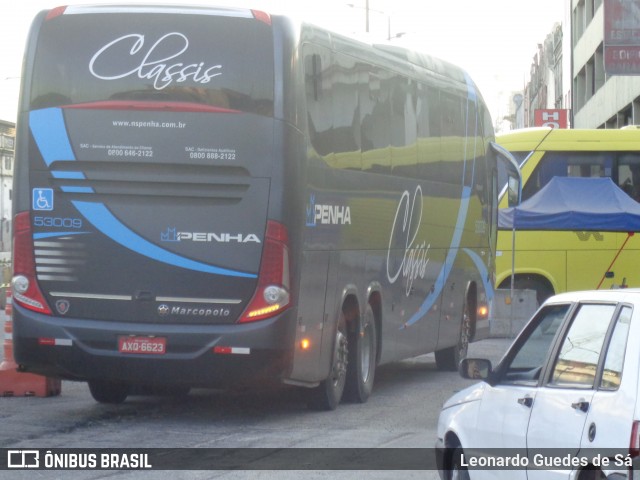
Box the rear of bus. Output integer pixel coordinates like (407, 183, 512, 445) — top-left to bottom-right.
(12, 5, 297, 394)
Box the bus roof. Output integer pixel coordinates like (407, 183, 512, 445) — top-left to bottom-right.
(497, 127, 640, 152)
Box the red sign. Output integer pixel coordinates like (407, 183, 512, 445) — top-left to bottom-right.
(534, 109, 569, 129)
(605, 46, 640, 74)
(604, 0, 640, 75)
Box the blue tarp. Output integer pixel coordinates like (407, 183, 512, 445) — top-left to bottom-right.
(498, 177, 640, 231)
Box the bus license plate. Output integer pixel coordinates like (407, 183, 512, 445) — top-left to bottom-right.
(118, 336, 166, 355)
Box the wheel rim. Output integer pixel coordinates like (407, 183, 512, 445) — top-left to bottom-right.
(360, 322, 373, 383)
(458, 307, 470, 360)
(331, 327, 348, 388)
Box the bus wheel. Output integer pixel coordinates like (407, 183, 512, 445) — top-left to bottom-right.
(88, 379, 130, 404)
(435, 301, 470, 372)
(344, 304, 377, 403)
(307, 313, 348, 411)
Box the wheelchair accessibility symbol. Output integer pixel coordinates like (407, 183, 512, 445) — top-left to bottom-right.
(32, 188, 54, 211)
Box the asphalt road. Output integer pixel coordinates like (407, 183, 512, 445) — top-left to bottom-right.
(0, 309, 515, 480)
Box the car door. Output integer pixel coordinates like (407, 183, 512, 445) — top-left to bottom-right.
(580, 305, 635, 466)
(526, 302, 619, 480)
(471, 303, 571, 479)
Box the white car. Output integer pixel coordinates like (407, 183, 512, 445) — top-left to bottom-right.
(436, 289, 640, 480)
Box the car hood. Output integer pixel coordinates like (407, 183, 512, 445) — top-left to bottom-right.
(441, 382, 486, 410)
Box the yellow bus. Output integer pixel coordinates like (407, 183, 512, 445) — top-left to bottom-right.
(496, 127, 640, 304)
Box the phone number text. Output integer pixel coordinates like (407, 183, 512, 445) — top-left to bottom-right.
(107, 149, 154, 157)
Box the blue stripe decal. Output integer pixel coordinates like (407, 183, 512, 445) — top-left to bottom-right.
(403, 187, 471, 327)
(52, 171, 86, 179)
(29, 108, 76, 166)
(34, 232, 91, 240)
(61, 186, 95, 193)
(403, 74, 482, 328)
(464, 71, 477, 103)
(462, 247, 494, 304)
(72, 201, 257, 278)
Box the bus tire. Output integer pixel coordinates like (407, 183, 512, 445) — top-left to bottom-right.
(88, 379, 130, 404)
(307, 313, 348, 411)
(435, 301, 470, 371)
(344, 303, 377, 403)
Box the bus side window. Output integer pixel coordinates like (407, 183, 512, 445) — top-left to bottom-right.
(305, 53, 322, 102)
(523, 152, 610, 202)
(304, 47, 334, 160)
(522, 152, 567, 200)
(416, 85, 441, 182)
(618, 154, 640, 203)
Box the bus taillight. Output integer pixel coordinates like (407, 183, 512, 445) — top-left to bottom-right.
(239, 220, 290, 323)
(45, 6, 67, 21)
(251, 10, 271, 26)
(12, 212, 52, 315)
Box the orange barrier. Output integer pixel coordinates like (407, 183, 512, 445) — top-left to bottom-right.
(0, 289, 61, 397)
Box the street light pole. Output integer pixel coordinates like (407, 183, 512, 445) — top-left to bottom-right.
(365, 0, 369, 33)
(349, 1, 404, 40)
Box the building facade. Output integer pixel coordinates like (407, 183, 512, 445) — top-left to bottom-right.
(571, 0, 640, 128)
(508, 23, 564, 130)
(0, 120, 14, 260)
(508, 0, 640, 130)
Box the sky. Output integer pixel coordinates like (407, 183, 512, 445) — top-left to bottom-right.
(0, 0, 566, 127)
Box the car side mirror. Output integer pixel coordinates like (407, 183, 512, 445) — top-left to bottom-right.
(459, 358, 492, 380)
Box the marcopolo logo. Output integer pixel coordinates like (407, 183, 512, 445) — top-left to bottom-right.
(161, 228, 260, 243)
(159, 304, 231, 318)
(306, 194, 352, 227)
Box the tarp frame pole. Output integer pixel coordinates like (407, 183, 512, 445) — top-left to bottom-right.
(510, 225, 516, 299)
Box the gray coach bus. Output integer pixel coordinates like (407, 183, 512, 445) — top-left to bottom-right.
(12, 4, 518, 409)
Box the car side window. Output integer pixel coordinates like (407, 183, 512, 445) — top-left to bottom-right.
(599, 306, 632, 390)
(549, 304, 616, 388)
(501, 304, 570, 385)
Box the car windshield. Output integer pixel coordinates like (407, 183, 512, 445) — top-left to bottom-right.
(501, 304, 570, 385)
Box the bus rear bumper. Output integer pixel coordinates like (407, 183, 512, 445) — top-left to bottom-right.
(12, 304, 296, 389)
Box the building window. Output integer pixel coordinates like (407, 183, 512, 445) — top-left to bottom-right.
(0, 135, 14, 150)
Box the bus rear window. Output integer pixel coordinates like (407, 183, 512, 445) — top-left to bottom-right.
(29, 10, 274, 116)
